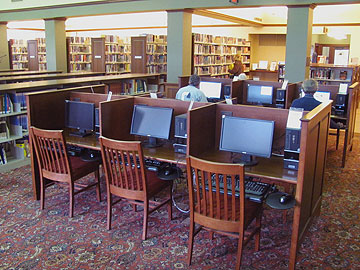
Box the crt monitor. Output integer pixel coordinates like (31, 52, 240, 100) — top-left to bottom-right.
(130, 104, 173, 148)
(65, 100, 95, 137)
(199, 81, 222, 99)
(219, 115, 275, 166)
(247, 84, 274, 105)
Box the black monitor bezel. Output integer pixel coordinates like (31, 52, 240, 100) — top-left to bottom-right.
(64, 100, 95, 133)
(246, 83, 275, 106)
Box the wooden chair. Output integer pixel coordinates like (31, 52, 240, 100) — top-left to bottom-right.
(30, 126, 101, 218)
(99, 136, 173, 240)
(186, 156, 263, 270)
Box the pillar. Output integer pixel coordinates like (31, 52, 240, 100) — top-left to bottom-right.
(285, 5, 315, 83)
(167, 10, 193, 83)
(0, 22, 10, 69)
(45, 18, 67, 72)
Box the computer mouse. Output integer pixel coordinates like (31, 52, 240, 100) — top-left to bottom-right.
(279, 194, 293, 204)
(164, 168, 172, 176)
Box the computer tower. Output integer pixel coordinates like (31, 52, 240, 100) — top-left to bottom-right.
(175, 113, 187, 138)
(95, 107, 100, 127)
(223, 85, 231, 97)
(284, 128, 301, 170)
(275, 88, 286, 109)
(335, 94, 348, 115)
(285, 128, 301, 152)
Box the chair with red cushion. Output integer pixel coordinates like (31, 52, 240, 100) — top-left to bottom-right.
(186, 155, 263, 270)
(99, 136, 173, 240)
(30, 126, 101, 217)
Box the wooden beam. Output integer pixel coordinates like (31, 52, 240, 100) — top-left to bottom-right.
(192, 9, 263, 26)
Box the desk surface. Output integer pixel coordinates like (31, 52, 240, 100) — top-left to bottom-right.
(0, 70, 62, 77)
(0, 73, 160, 93)
(198, 150, 298, 184)
(65, 131, 186, 166)
(0, 72, 105, 83)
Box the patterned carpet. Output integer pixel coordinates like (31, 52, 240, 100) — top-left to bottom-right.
(0, 135, 359, 270)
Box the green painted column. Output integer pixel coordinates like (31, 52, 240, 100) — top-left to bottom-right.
(167, 10, 193, 83)
(45, 18, 67, 72)
(285, 5, 314, 83)
(0, 22, 10, 69)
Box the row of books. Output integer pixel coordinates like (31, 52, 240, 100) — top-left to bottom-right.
(310, 69, 335, 80)
(146, 64, 167, 74)
(39, 63, 47, 71)
(103, 35, 131, 44)
(69, 63, 92, 72)
(147, 54, 167, 64)
(194, 55, 233, 66)
(145, 34, 167, 44)
(38, 55, 46, 62)
(105, 63, 131, 73)
(12, 55, 28, 61)
(193, 33, 250, 46)
(194, 65, 229, 76)
(11, 47, 27, 54)
(12, 63, 28, 70)
(105, 54, 131, 63)
(69, 36, 91, 45)
(69, 46, 92, 53)
(146, 44, 167, 54)
(105, 44, 130, 53)
(194, 43, 248, 55)
(70, 54, 92, 62)
(0, 93, 26, 115)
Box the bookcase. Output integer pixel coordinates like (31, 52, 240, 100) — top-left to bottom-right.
(0, 92, 29, 172)
(131, 35, 167, 75)
(278, 63, 285, 82)
(8, 39, 28, 70)
(104, 35, 131, 74)
(68, 36, 92, 72)
(37, 38, 47, 71)
(309, 64, 359, 85)
(192, 33, 251, 77)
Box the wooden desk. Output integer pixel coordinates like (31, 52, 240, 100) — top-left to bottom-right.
(188, 102, 332, 270)
(0, 68, 26, 73)
(0, 73, 160, 94)
(0, 70, 62, 77)
(249, 70, 279, 81)
(0, 72, 105, 84)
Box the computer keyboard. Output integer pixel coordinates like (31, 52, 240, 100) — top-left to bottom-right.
(209, 174, 271, 203)
(67, 145, 82, 157)
(120, 155, 165, 172)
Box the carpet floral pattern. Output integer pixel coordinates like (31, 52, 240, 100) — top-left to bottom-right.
(0, 135, 359, 270)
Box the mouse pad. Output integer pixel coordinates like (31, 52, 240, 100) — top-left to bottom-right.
(266, 192, 295, 210)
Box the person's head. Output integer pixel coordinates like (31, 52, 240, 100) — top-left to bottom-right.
(189, 74, 200, 88)
(302, 79, 318, 94)
(234, 53, 242, 61)
(238, 73, 247, 80)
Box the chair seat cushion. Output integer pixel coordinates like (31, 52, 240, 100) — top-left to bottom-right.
(70, 156, 100, 180)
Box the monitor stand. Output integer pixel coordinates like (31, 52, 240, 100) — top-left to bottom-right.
(142, 137, 164, 148)
(232, 153, 258, 166)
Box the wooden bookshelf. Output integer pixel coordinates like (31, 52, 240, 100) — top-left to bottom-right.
(310, 64, 359, 85)
(131, 35, 167, 75)
(36, 38, 47, 71)
(278, 63, 285, 82)
(68, 36, 92, 72)
(104, 35, 131, 74)
(8, 39, 28, 70)
(192, 33, 251, 77)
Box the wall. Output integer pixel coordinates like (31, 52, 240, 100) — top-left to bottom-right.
(249, 34, 286, 64)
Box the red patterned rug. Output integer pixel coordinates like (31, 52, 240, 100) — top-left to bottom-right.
(0, 135, 359, 269)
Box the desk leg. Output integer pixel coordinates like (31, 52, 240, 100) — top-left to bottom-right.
(341, 129, 348, 168)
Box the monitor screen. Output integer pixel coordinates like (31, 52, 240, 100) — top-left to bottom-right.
(219, 116, 275, 165)
(314, 91, 331, 103)
(130, 105, 173, 147)
(199, 81, 222, 99)
(65, 100, 95, 137)
(247, 84, 274, 105)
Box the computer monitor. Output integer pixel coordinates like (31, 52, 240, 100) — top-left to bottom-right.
(247, 84, 274, 106)
(65, 100, 95, 137)
(199, 81, 222, 99)
(219, 115, 275, 166)
(314, 91, 331, 103)
(130, 104, 173, 148)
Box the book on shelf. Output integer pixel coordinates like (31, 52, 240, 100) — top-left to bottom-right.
(0, 121, 9, 139)
(0, 145, 7, 164)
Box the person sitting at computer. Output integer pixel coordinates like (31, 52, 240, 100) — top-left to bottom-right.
(175, 74, 208, 102)
(291, 79, 341, 128)
(228, 53, 243, 78)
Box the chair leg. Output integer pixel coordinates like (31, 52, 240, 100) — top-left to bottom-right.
(168, 185, 173, 220)
(69, 182, 74, 218)
(236, 230, 245, 270)
(336, 128, 340, 150)
(40, 176, 45, 210)
(132, 204, 137, 212)
(142, 200, 149, 240)
(254, 211, 262, 252)
(187, 215, 195, 266)
(107, 194, 112, 230)
(209, 231, 214, 240)
(95, 169, 101, 202)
